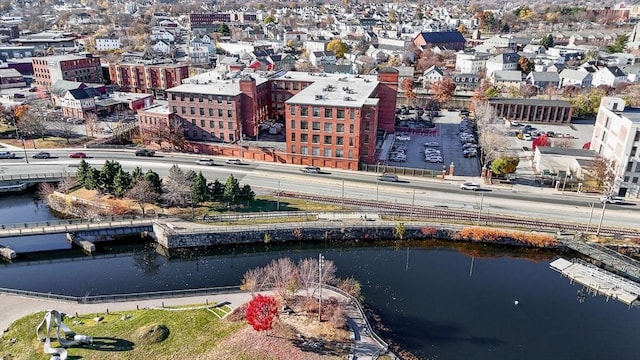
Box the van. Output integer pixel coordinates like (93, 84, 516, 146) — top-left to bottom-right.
(378, 173, 399, 182)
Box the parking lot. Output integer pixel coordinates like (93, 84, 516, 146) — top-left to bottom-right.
(387, 109, 482, 177)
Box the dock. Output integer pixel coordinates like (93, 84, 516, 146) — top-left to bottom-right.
(66, 233, 96, 255)
(0, 245, 16, 260)
(550, 258, 640, 306)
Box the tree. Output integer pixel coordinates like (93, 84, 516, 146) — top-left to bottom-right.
(238, 184, 255, 203)
(517, 57, 534, 74)
(191, 171, 208, 205)
(131, 166, 144, 182)
(84, 167, 100, 190)
(326, 39, 348, 58)
(223, 174, 241, 204)
(532, 134, 551, 151)
(217, 23, 230, 36)
(266, 258, 298, 299)
(113, 168, 132, 198)
(241, 267, 270, 295)
(126, 179, 159, 215)
(100, 160, 123, 194)
(52, 120, 77, 144)
(162, 165, 192, 207)
(144, 170, 163, 194)
(554, 138, 575, 148)
(430, 78, 456, 106)
(588, 156, 617, 194)
(540, 34, 554, 49)
(605, 34, 629, 54)
(208, 179, 224, 201)
(401, 78, 416, 104)
(76, 160, 91, 185)
(519, 84, 538, 98)
(263, 15, 275, 24)
(245, 294, 279, 333)
(297, 258, 319, 299)
(490, 157, 520, 175)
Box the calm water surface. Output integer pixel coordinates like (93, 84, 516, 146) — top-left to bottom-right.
(1, 194, 639, 359)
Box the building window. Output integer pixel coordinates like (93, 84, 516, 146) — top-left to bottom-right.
(324, 135, 332, 145)
(312, 135, 320, 143)
(635, 131, 640, 141)
(349, 124, 354, 133)
(364, 134, 369, 144)
(191, 119, 196, 125)
(324, 149, 331, 157)
(291, 133, 296, 142)
(226, 96, 231, 104)
(325, 108, 333, 118)
(336, 136, 344, 145)
(627, 161, 634, 172)
(290, 105, 296, 115)
(348, 149, 353, 158)
(336, 149, 344, 157)
(632, 146, 638, 157)
(217, 96, 222, 103)
(350, 109, 355, 120)
(324, 123, 332, 132)
(172, 106, 177, 113)
(227, 110, 232, 117)
(624, 176, 630, 182)
(312, 147, 320, 156)
(209, 109, 214, 116)
(291, 145, 296, 153)
(200, 119, 205, 127)
(633, 177, 639, 184)
(293, 83, 299, 90)
(228, 122, 233, 130)
(337, 124, 344, 133)
(301, 146, 308, 154)
(210, 120, 214, 127)
(301, 134, 308, 142)
(290, 120, 295, 130)
(301, 121, 308, 130)
(312, 107, 320, 117)
(337, 109, 344, 119)
(312, 121, 320, 130)
(363, 148, 368, 156)
(198, 95, 203, 102)
(220, 132, 225, 140)
(229, 133, 234, 142)
(181, 106, 186, 114)
(199, 108, 205, 116)
(219, 121, 224, 129)
(364, 121, 370, 131)
(301, 107, 308, 116)
(218, 109, 223, 117)
(365, 109, 371, 118)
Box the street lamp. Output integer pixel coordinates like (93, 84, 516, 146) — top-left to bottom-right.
(318, 253, 324, 322)
(596, 199, 607, 236)
(277, 180, 281, 211)
(476, 191, 484, 226)
(586, 202, 595, 232)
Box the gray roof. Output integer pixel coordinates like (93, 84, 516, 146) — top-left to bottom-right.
(0, 68, 22, 77)
(537, 146, 598, 158)
(490, 53, 520, 64)
(528, 71, 560, 82)
(604, 66, 626, 77)
(493, 70, 522, 82)
(559, 69, 591, 81)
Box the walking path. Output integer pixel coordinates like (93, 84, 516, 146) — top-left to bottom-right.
(0, 290, 388, 359)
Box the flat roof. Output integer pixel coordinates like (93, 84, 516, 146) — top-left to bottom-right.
(140, 102, 171, 115)
(167, 82, 243, 96)
(621, 107, 640, 124)
(284, 73, 379, 108)
(489, 97, 572, 107)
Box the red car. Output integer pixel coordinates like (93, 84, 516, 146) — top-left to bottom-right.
(68, 152, 87, 158)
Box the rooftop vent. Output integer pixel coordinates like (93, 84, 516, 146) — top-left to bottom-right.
(315, 94, 323, 100)
(343, 96, 353, 101)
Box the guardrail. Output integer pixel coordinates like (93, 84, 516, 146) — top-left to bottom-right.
(0, 215, 156, 230)
(201, 211, 319, 222)
(0, 172, 72, 182)
(0, 285, 242, 304)
(169, 220, 400, 235)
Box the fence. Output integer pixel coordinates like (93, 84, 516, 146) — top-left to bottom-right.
(0, 214, 159, 230)
(201, 211, 318, 222)
(0, 172, 71, 182)
(359, 163, 440, 177)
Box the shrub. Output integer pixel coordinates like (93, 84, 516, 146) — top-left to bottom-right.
(456, 227, 557, 248)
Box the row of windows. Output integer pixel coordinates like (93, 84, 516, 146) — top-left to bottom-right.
(271, 81, 309, 91)
(290, 121, 357, 133)
(623, 176, 639, 184)
(290, 146, 353, 158)
(188, 118, 235, 130)
(190, 130, 235, 142)
(289, 134, 353, 146)
(173, 106, 233, 118)
(290, 106, 363, 120)
(170, 93, 234, 104)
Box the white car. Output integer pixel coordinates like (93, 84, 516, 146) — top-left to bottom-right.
(226, 158, 242, 165)
(424, 141, 440, 147)
(460, 182, 481, 191)
(600, 196, 623, 204)
(196, 158, 215, 166)
(426, 156, 443, 163)
(0, 151, 16, 159)
(396, 134, 411, 141)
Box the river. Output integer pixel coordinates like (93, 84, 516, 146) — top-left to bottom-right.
(1, 193, 639, 359)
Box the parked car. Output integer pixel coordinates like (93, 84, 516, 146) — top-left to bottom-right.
(460, 182, 481, 191)
(463, 143, 478, 150)
(378, 173, 399, 182)
(32, 151, 51, 159)
(68, 152, 87, 158)
(523, 133, 532, 141)
(424, 141, 440, 147)
(463, 151, 478, 158)
(395, 134, 411, 141)
(135, 149, 155, 157)
(301, 166, 321, 174)
(0, 151, 16, 159)
(226, 158, 243, 165)
(426, 156, 443, 163)
(195, 158, 215, 166)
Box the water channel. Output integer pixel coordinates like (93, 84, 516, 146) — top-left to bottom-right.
(1, 193, 639, 359)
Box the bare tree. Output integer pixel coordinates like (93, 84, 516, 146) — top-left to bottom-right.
(266, 258, 298, 299)
(297, 258, 319, 299)
(553, 138, 575, 149)
(474, 101, 512, 164)
(161, 165, 192, 207)
(240, 266, 271, 295)
(51, 120, 77, 144)
(126, 179, 160, 216)
(587, 156, 617, 195)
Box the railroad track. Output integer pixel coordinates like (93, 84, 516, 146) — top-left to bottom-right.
(278, 191, 640, 238)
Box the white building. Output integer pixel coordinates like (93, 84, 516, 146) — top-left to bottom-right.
(309, 51, 336, 67)
(95, 37, 121, 52)
(455, 50, 489, 75)
(591, 66, 628, 88)
(591, 97, 640, 197)
(485, 53, 520, 78)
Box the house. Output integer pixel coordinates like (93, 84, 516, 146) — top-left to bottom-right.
(0, 68, 25, 88)
(559, 69, 593, 88)
(188, 46, 210, 65)
(152, 40, 172, 55)
(492, 70, 522, 89)
(526, 71, 560, 89)
(60, 88, 96, 120)
(533, 146, 598, 182)
(485, 53, 520, 77)
(266, 54, 295, 71)
(421, 65, 444, 86)
(452, 73, 482, 91)
(95, 36, 121, 52)
(150, 29, 175, 43)
(304, 40, 327, 54)
(591, 66, 628, 87)
(455, 49, 489, 74)
(309, 51, 336, 67)
(413, 31, 466, 51)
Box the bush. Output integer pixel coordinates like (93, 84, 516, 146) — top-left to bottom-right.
(456, 227, 557, 248)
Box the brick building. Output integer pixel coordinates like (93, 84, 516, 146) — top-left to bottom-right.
(108, 63, 189, 100)
(32, 53, 103, 89)
(140, 70, 399, 169)
(488, 98, 573, 124)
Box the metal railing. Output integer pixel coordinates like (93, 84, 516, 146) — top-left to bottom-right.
(359, 163, 440, 177)
(201, 211, 318, 222)
(0, 172, 72, 182)
(167, 220, 402, 235)
(0, 215, 152, 230)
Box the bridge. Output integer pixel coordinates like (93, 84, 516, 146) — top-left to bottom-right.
(0, 172, 73, 184)
(558, 237, 640, 281)
(0, 216, 155, 238)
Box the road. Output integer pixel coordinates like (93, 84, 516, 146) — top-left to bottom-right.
(0, 148, 638, 230)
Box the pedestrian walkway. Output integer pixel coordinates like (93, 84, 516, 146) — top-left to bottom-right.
(1, 289, 389, 359)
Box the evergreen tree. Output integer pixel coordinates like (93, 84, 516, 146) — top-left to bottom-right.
(84, 167, 100, 190)
(239, 184, 255, 203)
(208, 179, 224, 201)
(191, 172, 208, 205)
(223, 174, 240, 204)
(144, 170, 163, 194)
(131, 166, 144, 182)
(100, 160, 122, 194)
(113, 169, 132, 198)
(76, 159, 90, 186)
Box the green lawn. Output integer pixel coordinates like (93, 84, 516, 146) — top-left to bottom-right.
(0, 307, 245, 360)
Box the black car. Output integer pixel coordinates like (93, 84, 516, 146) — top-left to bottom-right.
(32, 151, 51, 159)
(135, 149, 155, 157)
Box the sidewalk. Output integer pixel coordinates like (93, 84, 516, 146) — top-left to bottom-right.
(0, 289, 388, 359)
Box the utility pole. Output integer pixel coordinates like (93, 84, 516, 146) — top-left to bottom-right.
(318, 253, 324, 322)
(596, 200, 607, 236)
(376, 180, 379, 202)
(277, 180, 281, 210)
(586, 202, 595, 233)
(476, 191, 484, 226)
(341, 179, 345, 209)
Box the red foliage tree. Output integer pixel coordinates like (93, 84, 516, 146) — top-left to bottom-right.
(245, 294, 279, 333)
(531, 134, 550, 151)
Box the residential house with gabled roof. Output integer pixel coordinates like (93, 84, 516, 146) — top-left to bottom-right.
(60, 88, 96, 120)
(485, 53, 520, 77)
(452, 73, 482, 91)
(421, 65, 444, 87)
(526, 71, 560, 89)
(152, 40, 172, 55)
(592, 66, 628, 87)
(310, 51, 336, 67)
(413, 31, 466, 51)
(559, 69, 593, 88)
(491, 70, 522, 89)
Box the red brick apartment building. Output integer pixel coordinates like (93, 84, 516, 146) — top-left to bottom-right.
(138, 69, 399, 170)
(108, 63, 189, 100)
(32, 53, 103, 89)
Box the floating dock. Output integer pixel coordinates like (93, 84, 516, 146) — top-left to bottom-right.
(550, 258, 640, 306)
